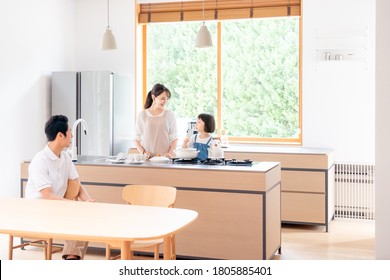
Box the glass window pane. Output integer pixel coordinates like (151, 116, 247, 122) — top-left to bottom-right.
(147, 22, 217, 139)
(222, 18, 300, 139)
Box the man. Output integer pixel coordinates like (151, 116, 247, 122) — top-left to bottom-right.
(25, 115, 95, 260)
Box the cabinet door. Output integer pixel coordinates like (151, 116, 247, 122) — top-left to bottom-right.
(281, 170, 325, 193)
(175, 190, 264, 260)
(282, 192, 325, 223)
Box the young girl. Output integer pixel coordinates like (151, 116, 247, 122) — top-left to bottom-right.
(182, 113, 216, 160)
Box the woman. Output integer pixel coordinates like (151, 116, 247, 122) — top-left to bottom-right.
(134, 83, 178, 158)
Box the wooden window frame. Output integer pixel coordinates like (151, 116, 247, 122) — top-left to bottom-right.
(139, 0, 301, 23)
(138, 0, 302, 145)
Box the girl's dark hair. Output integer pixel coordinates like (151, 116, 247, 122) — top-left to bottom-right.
(45, 115, 69, 141)
(144, 83, 171, 109)
(198, 113, 216, 133)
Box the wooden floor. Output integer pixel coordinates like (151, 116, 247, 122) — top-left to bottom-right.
(0, 218, 375, 260)
(272, 218, 375, 260)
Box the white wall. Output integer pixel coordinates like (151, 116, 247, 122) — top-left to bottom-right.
(375, 0, 390, 260)
(0, 0, 75, 197)
(302, 0, 375, 163)
(0, 0, 388, 260)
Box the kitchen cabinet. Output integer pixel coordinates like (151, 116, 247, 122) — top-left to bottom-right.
(224, 146, 334, 231)
(20, 158, 281, 260)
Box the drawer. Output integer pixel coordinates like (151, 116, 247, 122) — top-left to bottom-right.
(281, 170, 325, 193)
(281, 192, 325, 223)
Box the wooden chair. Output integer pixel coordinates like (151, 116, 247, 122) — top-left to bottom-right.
(8, 180, 80, 260)
(105, 185, 177, 260)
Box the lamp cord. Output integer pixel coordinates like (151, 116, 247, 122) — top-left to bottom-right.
(214, 0, 218, 20)
(202, 0, 205, 25)
(107, 0, 110, 27)
(288, 0, 291, 16)
(180, 1, 184, 21)
(148, 3, 151, 22)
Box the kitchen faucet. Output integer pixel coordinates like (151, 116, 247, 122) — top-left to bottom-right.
(70, 119, 88, 162)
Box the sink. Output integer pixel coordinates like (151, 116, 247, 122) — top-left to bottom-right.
(74, 155, 110, 164)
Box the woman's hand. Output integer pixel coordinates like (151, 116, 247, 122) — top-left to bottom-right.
(144, 151, 152, 159)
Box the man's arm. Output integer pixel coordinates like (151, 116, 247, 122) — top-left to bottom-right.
(78, 185, 95, 202)
(40, 187, 66, 200)
(73, 179, 96, 202)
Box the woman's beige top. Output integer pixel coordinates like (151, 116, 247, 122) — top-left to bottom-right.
(135, 109, 178, 156)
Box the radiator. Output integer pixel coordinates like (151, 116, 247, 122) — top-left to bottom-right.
(334, 163, 375, 220)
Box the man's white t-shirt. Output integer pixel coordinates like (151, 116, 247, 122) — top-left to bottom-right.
(25, 145, 79, 199)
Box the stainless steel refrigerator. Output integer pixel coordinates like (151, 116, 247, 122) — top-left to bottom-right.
(51, 71, 134, 157)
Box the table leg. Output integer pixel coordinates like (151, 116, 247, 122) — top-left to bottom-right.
(8, 235, 13, 260)
(47, 238, 52, 260)
(163, 236, 172, 260)
(121, 241, 132, 260)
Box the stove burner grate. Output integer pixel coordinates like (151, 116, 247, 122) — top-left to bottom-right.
(171, 158, 253, 166)
(225, 159, 253, 166)
(172, 158, 200, 164)
(200, 158, 225, 165)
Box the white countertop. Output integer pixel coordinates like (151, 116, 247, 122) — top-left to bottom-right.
(72, 156, 280, 173)
(224, 145, 333, 155)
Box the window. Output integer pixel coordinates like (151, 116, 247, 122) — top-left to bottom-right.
(222, 18, 300, 141)
(146, 21, 217, 139)
(145, 17, 300, 143)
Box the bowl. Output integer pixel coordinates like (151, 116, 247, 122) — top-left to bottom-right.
(175, 148, 199, 160)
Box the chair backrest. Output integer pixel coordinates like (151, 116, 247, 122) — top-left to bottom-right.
(122, 185, 177, 208)
(64, 180, 80, 200)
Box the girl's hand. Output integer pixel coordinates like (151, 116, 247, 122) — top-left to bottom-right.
(164, 152, 173, 158)
(182, 137, 190, 148)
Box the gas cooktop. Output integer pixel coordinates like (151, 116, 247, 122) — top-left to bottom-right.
(225, 159, 253, 166)
(172, 158, 253, 166)
(172, 158, 201, 164)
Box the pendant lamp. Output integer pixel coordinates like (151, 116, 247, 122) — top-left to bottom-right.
(101, 0, 117, 50)
(195, 0, 212, 48)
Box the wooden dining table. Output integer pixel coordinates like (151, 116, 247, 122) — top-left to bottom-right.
(0, 197, 198, 260)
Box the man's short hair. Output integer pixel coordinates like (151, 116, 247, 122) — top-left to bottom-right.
(44, 115, 69, 141)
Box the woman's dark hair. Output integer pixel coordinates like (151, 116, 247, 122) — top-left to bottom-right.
(45, 115, 69, 141)
(198, 113, 216, 133)
(144, 83, 171, 109)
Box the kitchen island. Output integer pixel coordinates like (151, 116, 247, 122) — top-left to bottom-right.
(20, 157, 281, 260)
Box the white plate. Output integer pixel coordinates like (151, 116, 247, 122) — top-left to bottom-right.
(126, 160, 145, 164)
(149, 156, 170, 163)
(107, 159, 125, 164)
